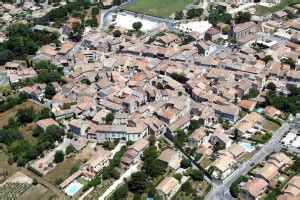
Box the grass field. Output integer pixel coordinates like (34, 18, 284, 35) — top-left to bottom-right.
(0, 101, 42, 129)
(261, 120, 280, 132)
(19, 123, 38, 146)
(125, 0, 196, 18)
(0, 149, 19, 183)
(255, 0, 300, 16)
(45, 157, 83, 185)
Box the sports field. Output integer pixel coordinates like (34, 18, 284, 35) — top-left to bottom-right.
(125, 0, 195, 18)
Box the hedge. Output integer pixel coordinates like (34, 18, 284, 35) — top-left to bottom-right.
(27, 166, 43, 177)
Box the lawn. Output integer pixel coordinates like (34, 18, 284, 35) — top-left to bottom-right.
(261, 120, 280, 132)
(238, 149, 258, 163)
(44, 157, 83, 185)
(249, 132, 272, 144)
(125, 0, 196, 18)
(255, 0, 300, 16)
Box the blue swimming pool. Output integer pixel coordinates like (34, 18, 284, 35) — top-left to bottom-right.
(257, 107, 264, 113)
(65, 181, 83, 196)
(243, 143, 255, 152)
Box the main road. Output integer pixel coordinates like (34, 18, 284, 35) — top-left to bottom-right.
(206, 123, 290, 200)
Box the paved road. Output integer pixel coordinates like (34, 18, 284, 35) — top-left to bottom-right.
(206, 123, 290, 200)
(98, 162, 140, 200)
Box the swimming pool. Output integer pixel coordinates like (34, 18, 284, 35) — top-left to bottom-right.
(65, 181, 84, 196)
(257, 107, 264, 114)
(243, 143, 255, 152)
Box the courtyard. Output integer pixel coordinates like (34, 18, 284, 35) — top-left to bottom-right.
(125, 0, 196, 18)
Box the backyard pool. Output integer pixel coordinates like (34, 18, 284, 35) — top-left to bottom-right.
(243, 143, 255, 153)
(257, 107, 264, 114)
(65, 181, 83, 196)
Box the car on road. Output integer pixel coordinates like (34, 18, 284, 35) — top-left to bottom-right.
(250, 163, 255, 167)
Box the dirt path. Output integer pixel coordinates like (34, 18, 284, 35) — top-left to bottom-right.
(21, 169, 68, 200)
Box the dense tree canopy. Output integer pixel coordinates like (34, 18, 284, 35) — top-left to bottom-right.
(68, 22, 85, 42)
(54, 150, 64, 163)
(45, 84, 57, 100)
(128, 171, 148, 194)
(0, 24, 59, 64)
(186, 8, 204, 19)
(208, 5, 232, 26)
(235, 11, 252, 24)
(266, 85, 300, 115)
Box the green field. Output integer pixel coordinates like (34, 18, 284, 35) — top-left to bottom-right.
(255, 0, 300, 16)
(125, 0, 196, 18)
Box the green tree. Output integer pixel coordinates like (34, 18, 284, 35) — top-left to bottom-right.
(235, 11, 251, 24)
(213, 142, 226, 152)
(54, 150, 64, 163)
(91, 7, 99, 16)
(68, 22, 84, 42)
(66, 144, 76, 155)
(45, 84, 56, 99)
(38, 107, 51, 120)
(111, 185, 128, 200)
(180, 159, 192, 169)
(222, 25, 230, 34)
(132, 21, 143, 31)
(16, 107, 36, 124)
(33, 126, 44, 137)
(113, 29, 122, 37)
(262, 55, 273, 63)
(266, 82, 276, 91)
(170, 72, 188, 84)
(0, 50, 14, 65)
(144, 159, 167, 177)
(181, 181, 193, 194)
(128, 171, 148, 194)
(86, 15, 98, 27)
(190, 169, 204, 181)
(174, 130, 188, 148)
(105, 113, 114, 124)
(189, 120, 201, 131)
(186, 8, 203, 19)
(175, 10, 184, 20)
(282, 58, 296, 69)
(173, 173, 182, 182)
